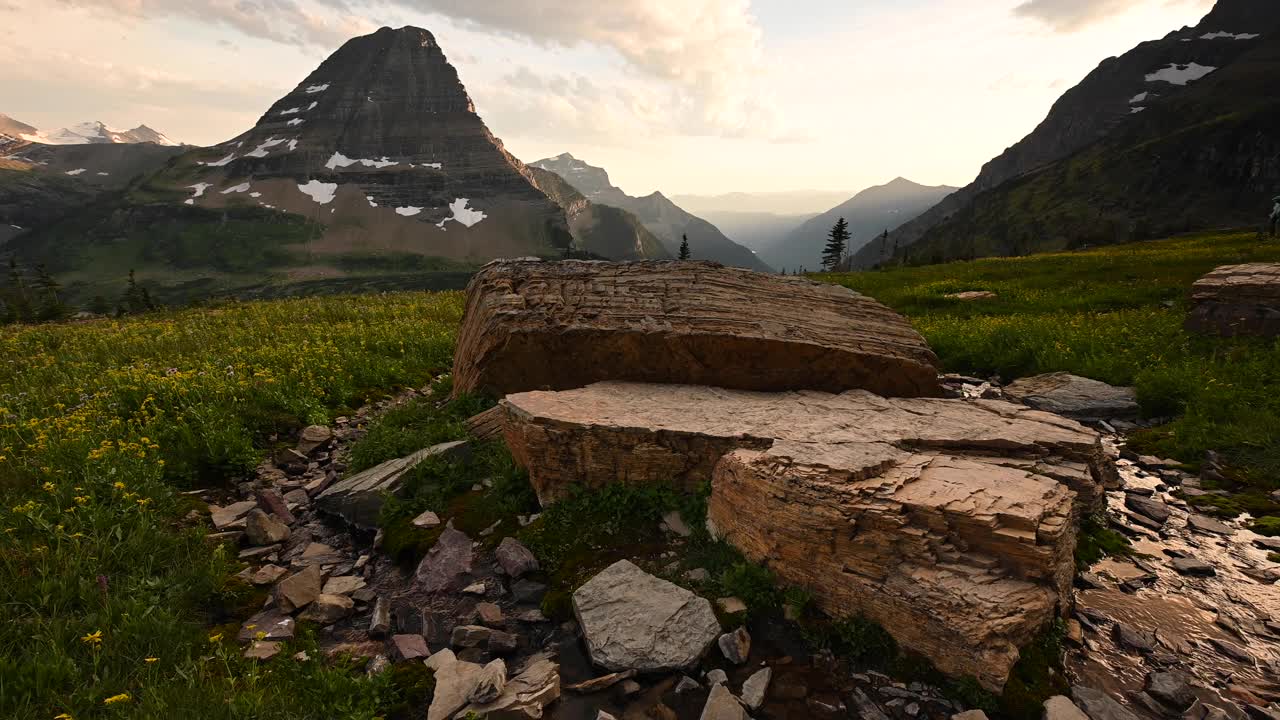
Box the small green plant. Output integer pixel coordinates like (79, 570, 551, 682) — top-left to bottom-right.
(1074, 515, 1133, 569)
(346, 383, 494, 472)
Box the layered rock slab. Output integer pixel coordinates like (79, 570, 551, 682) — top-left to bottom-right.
(1186, 263, 1280, 338)
(452, 259, 942, 399)
(502, 382, 1120, 690)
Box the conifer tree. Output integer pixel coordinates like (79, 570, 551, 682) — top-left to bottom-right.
(678, 234, 691, 260)
(33, 265, 69, 322)
(822, 218, 851, 271)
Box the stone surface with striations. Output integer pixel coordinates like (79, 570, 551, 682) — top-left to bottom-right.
(502, 381, 1120, 690)
(1186, 263, 1280, 337)
(452, 259, 942, 398)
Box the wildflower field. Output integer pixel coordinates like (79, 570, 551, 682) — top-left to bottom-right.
(0, 293, 464, 719)
(822, 231, 1280, 493)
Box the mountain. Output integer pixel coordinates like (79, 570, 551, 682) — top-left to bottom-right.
(0, 114, 37, 143)
(892, 27, 1280, 265)
(3, 26, 669, 302)
(681, 211, 815, 253)
(853, 0, 1280, 268)
(11, 120, 179, 146)
(671, 190, 852, 217)
(530, 153, 771, 271)
(528, 166, 670, 260)
(760, 178, 956, 271)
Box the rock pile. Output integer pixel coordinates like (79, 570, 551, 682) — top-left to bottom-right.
(1186, 263, 1280, 337)
(448, 259, 1123, 692)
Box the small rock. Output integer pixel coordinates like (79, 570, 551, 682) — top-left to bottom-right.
(251, 564, 288, 585)
(254, 488, 295, 526)
(1113, 623, 1156, 654)
(717, 597, 748, 615)
(1065, 619, 1084, 647)
(276, 565, 323, 612)
(675, 676, 701, 693)
(494, 537, 539, 578)
(452, 625, 491, 649)
(476, 602, 505, 626)
(951, 711, 989, 720)
(719, 627, 751, 665)
(619, 679, 642, 697)
(1071, 686, 1140, 720)
(566, 669, 637, 694)
(238, 609, 296, 643)
(510, 580, 545, 604)
(322, 575, 367, 596)
(462, 581, 487, 595)
(706, 669, 728, 686)
(244, 640, 282, 661)
(1124, 495, 1171, 525)
(297, 542, 343, 566)
(742, 667, 772, 710)
(1170, 557, 1216, 577)
(488, 630, 519, 655)
(478, 520, 501, 537)
(685, 568, 710, 582)
(392, 634, 430, 661)
(297, 425, 333, 455)
(700, 682, 748, 720)
(1186, 515, 1233, 536)
(661, 510, 693, 538)
(300, 594, 354, 624)
(1146, 671, 1195, 711)
(369, 595, 390, 637)
(1208, 638, 1253, 663)
(597, 713, 619, 720)
(469, 659, 507, 704)
(210, 500, 258, 530)
(415, 528, 474, 593)
(1042, 695, 1089, 720)
(411, 510, 441, 528)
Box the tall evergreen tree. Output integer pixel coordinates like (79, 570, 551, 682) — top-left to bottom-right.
(821, 218, 851, 271)
(33, 264, 69, 322)
(678, 234, 691, 260)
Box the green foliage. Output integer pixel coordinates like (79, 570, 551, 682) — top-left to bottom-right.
(382, 662, 436, 720)
(1253, 516, 1280, 537)
(821, 232, 1280, 490)
(346, 384, 494, 473)
(1074, 515, 1133, 569)
(678, 234, 691, 260)
(0, 292, 463, 717)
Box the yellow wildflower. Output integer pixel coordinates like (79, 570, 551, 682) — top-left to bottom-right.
(54, 714, 73, 720)
(113, 482, 126, 490)
(103, 693, 130, 705)
(144, 657, 158, 664)
(74, 496, 89, 505)
(42, 482, 56, 493)
(80, 630, 103, 646)
(208, 632, 223, 643)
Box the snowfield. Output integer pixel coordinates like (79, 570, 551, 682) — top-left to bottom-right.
(436, 198, 487, 229)
(1145, 63, 1216, 85)
(298, 180, 339, 204)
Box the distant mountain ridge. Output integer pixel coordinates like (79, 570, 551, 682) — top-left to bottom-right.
(1, 115, 179, 146)
(531, 153, 771, 271)
(671, 190, 853, 217)
(760, 177, 955, 271)
(853, 0, 1280, 268)
(2, 26, 669, 303)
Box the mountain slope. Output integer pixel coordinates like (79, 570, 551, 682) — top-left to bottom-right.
(670, 190, 852, 217)
(4, 26, 671, 302)
(853, 0, 1280, 268)
(528, 167, 671, 260)
(894, 30, 1280, 265)
(531, 153, 771, 271)
(762, 178, 955, 271)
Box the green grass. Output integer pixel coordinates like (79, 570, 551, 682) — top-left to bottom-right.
(346, 383, 493, 473)
(0, 292, 464, 719)
(822, 231, 1280, 495)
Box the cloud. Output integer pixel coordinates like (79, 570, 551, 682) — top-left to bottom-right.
(50, 0, 376, 47)
(49, 0, 778, 139)
(1012, 0, 1133, 32)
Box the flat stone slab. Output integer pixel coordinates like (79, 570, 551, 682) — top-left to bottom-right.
(452, 259, 942, 398)
(503, 381, 1120, 691)
(573, 560, 721, 673)
(1186, 263, 1280, 338)
(316, 440, 470, 528)
(1004, 373, 1138, 421)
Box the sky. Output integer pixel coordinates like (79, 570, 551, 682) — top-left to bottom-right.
(0, 0, 1215, 197)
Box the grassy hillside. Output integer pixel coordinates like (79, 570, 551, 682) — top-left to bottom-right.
(823, 231, 1280, 494)
(0, 293, 464, 718)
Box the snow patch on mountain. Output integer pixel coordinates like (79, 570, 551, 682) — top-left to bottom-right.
(287, 119, 305, 127)
(325, 152, 399, 170)
(436, 198, 486, 229)
(221, 183, 251, 194)
(395, 206, 423, 217)
(1130, 92, 1149, 104)
(298, 180, 338, 204)
(202, 153, 236, 167)
(305, 84, 330, 94)
(185, 183, 213, 205)
(1145, 63, 1216, 85)
(1200, 31, 1260, 41)
(65, 168, 86, 176)
(246, 137, 287, 158)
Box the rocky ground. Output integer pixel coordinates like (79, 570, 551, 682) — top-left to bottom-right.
(195, 368, 1279, 720)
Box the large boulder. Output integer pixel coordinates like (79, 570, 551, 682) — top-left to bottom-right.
(316, 440, 470, 528)
(503, 382, 1120, 691)
(1186, 263, 1280, 338)
(573, 560, 721, 673)
(1003, 373, 1138, 421)
(451, 259, 942, 399)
